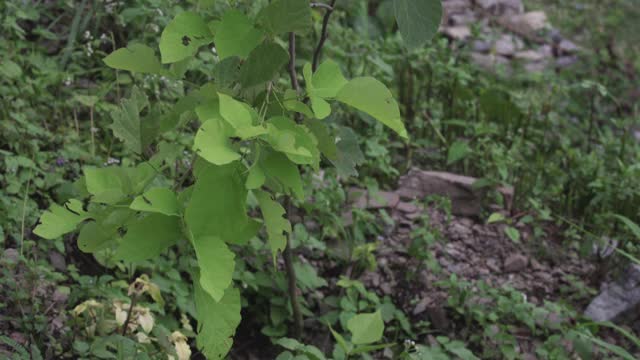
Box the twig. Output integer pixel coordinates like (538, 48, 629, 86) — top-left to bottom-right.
(312, 0, 338, 72)
(283, 241, 303, 339)
(310, 2, 333, 10)
(288, 33, 301, 92)
(121, 294, 138, 336)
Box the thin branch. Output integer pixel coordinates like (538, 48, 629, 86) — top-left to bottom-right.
(284, 239, 303, 339)
(310, 2, 333, 10)
(312, 0, 338, 72)
(288, 32, 300, 92)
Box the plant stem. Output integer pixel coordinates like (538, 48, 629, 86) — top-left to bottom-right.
(288, 33, 300, 92)
(283, 239, 303, 339)
(312, 0, 338, 72)
(121, 294, 138, 336)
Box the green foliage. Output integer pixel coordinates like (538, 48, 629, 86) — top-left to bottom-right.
(393, 0, 443, 48)
(347, 310, 384, 345)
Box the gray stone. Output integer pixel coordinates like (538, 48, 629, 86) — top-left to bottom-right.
(477, 0, 524, 15)
(502, 11, 549, 39)
(584, 265, 640, 323)
(443, 0, 471, 16)
(494, 35, 523, 56)
(351, 189, 400, 209)
(398, 169, 513, 216)
(558, 39, 579, 55)
(556, 56, 578, 68)
(471, 53, 512, 74)
(504, 253, 528, 273)
(49, 251, 67, 272)
(443, 26, 471, 41)
(449, 11, 477, 26)
(472, 40, 492, 53)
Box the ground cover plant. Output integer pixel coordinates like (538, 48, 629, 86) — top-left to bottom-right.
(1, 0, 639, 359)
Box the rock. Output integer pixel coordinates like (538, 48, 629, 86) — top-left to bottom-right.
(558, 39, 579, 55)
(494, 35, 523, 56)
(556, 56, 578, 68)
(472, 40, 492, 53)
(49, 251, 67, 272)
(584, 265, 640, 323)
(502, 11, 549, 39)
(471, 53, 512, 74)
(449, 11, 477, 26)
(443, 0, 471, 16)
(397, 169, 513, 216)
(477, 0, 524, 16)
(396, 201, 419, 214)
(515, 49, 548, 62)
(426, 305, 450, 331)
(1, 248, 19, 265)
(413, 298, 430, 315)
(504, 253, 528, 272)
(443, 26, 471, 41)
(350, 188, 400, 209)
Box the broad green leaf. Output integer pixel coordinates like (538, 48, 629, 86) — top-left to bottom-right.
(77, 209, 135, 253)
(332, 126, 365, 178)
(393, 0, 443, 49)
(336, 77, 407, 138)
(257, 0, 312, 35)
(447, 140, 471, 165)
(215, 10, 263, 60)
(239, 42, 289, 87)
(109, 87, 149, 155)
(103, 44, 162, 74)
(159, 11, 213, 63)
(255, 190, 291, 258)
(195, 284, 241, 359)
(347, 310, 384, 345)
(283, 90, 314, 118)
(185, 163, 258, 245)
(306, 61, 348, 98)
(34, 199, 89, 239)
(266, 117, 320, 167)
(130, 188, 180, 216)
(303, 61, 348, 119)
(114, 214, 181, 262)
(212, 56, 241, 88)
(246, 164, 266, 190)
(193, 236, 235, 301)
(262, 150, 304, 200)
(310, 97, 331, 119)
(218, 93, 267, 139)
(306, 119, 337, 161)
(193, 119, 241, 165)
(84, 167, 130, 204)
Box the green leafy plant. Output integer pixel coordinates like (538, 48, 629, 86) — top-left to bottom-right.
(33, 1, 443, 358)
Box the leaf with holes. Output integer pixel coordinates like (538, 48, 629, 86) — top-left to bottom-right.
(34, 199, 89, 239)
(159, 11, 213, 63)
(130, 188, 180, 216)
(115, 214, 181, 262)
